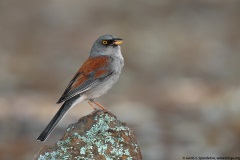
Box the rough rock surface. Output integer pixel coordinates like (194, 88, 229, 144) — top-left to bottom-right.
(35, 110, 142, 160)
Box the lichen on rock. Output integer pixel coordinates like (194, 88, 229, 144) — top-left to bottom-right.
(35, 110, 142, 160)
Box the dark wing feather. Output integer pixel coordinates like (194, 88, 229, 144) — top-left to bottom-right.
(57, 56, 112, 103)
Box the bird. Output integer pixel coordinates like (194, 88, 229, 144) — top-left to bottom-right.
(37, 34, 124, 141)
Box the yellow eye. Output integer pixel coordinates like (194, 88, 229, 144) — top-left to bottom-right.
(102, 40, 108, 44)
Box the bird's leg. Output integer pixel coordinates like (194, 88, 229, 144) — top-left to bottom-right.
(91, 99, 108, 111)
(88, 100, 97, 110)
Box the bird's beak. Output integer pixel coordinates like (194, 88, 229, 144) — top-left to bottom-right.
(113, 38, 123, 45)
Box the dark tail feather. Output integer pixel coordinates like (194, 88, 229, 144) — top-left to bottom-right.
(37, 95, 80, 141)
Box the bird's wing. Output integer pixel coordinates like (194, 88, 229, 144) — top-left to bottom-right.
(57, 56, 113, 103)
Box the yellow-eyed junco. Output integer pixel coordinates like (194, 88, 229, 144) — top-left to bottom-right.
(37, 34, 124, 141)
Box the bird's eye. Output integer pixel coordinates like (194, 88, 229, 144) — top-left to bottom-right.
(102, 40, 108, 45)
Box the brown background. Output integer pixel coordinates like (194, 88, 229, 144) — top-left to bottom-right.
(0, 0, 240, 160)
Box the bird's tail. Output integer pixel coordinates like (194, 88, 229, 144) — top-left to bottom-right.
(37, 95, 81, 142)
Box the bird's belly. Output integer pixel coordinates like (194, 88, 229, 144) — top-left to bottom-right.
(86, 73, 120, 99)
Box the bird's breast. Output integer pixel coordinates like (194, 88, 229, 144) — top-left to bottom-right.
(86, 56, 124, 99)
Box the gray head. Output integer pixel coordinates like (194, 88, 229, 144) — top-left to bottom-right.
(90, 34, 123, 57)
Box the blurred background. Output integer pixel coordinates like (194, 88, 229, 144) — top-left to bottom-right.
(0, 0, 240, 159)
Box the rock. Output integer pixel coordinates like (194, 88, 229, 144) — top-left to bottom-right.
(35, 110, 142, 160)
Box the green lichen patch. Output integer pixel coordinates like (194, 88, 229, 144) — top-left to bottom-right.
(36, 110, 142, 160)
